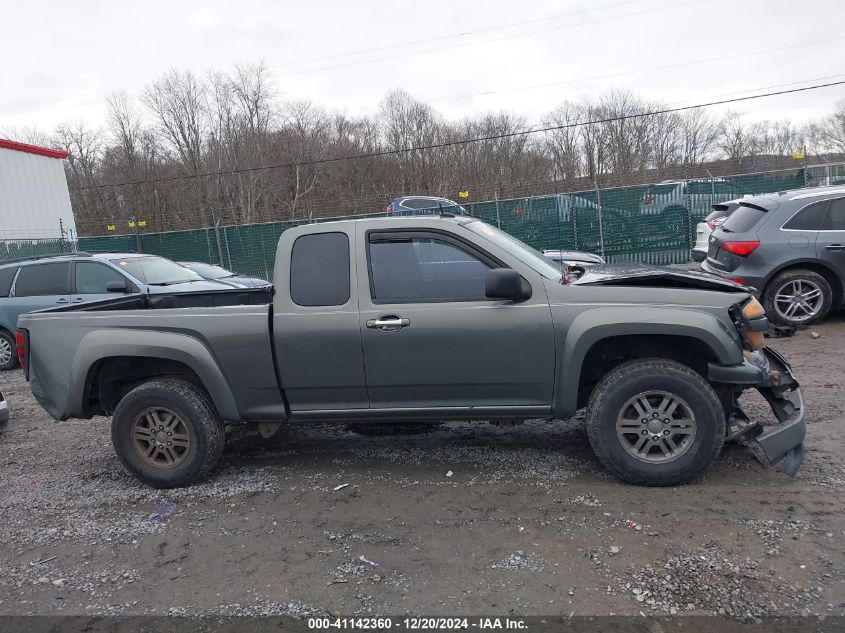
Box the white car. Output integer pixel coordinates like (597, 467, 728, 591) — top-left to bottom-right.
(0, 387, 8, 428)
(692, 200, 742, 262)
(543, 250, 606, 267)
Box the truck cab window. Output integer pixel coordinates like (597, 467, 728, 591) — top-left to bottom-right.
(290, 232, 350, 306)
(368, 235, 491, 302)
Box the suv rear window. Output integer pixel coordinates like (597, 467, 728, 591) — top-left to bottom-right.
(720, 204, 767, 233)
(290, 232, 350, 306)
(0, 267, 18, 297)
(13, 262, 71, 297)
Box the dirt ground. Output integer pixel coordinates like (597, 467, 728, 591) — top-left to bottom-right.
(1, 315, 844, 620)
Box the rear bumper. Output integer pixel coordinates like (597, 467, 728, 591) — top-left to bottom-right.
(691, 249, 707, 263)
(700, 259, 764, 292)
(708, 347, 805, 477)
(0, 398, 8, 427)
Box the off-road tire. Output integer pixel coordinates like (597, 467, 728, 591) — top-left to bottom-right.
(585, 358, 725, 486)
(0, 330, 18, 371)
(762, 268, 833, 326)
(111, 379, 225, 488)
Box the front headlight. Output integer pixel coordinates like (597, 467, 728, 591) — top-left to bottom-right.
(742, 296, 766, 320)
(738, 297, 767, 350)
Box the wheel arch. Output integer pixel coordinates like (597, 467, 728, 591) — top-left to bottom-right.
(69, 329, 240, 421)
(553, 308, 739, 418)
(761, 260, 843, 307)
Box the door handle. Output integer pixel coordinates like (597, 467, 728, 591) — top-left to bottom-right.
(366, 315, 410, 332)
(73, 297, 85, 302)
(56, 298, 69, 304)
(824, 244, 844, 251)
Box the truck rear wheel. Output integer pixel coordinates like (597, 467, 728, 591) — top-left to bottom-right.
(585, 358, 724, 486)
(111, 379, 225, 488)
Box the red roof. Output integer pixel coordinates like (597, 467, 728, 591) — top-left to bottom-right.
(0, 138, 68, 159)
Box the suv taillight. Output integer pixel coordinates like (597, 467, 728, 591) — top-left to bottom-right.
(722, 240, 760, 257)
(642, 194, 656, 204)
(386, 204, 393, 215)
(707, 217, 726, 230)
(16, 329, 29, 380)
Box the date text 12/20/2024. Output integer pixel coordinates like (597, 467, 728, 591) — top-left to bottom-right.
(307, 617, 527, 630)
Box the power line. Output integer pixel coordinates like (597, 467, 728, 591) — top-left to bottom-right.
(343, 36, 845, 112)
(0, 0, 689, 115)
(69, 79, 845, 193)
(271, 0, 649, 69)
(272, 0, 706, 78)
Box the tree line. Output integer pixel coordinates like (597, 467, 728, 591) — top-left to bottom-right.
(6, 62, 845, 235)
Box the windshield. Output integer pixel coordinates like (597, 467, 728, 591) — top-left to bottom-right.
(464, 221, 563, 281)
(180, 261, 234, 279)
(110, 256, 204, 285)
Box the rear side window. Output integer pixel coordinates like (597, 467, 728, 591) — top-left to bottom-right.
(783, 201, 829, 231)
(0, 267, 18, 297)
(721, 205, 767, 233)
(822, 197, 845, 230)
(290, 232, 350, 306)
(13, 262, 71, 297)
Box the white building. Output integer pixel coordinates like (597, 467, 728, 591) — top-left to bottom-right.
(0, 138, 76, 240)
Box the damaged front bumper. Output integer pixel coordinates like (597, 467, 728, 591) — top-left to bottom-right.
(708, 347, 805, 477)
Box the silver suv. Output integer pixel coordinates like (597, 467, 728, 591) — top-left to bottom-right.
(703, 185, 845, 325)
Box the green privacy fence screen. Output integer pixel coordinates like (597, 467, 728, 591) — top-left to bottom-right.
(2, 164, 835, 277)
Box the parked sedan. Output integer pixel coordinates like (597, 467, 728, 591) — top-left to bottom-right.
(179, 262, 270, 288)
(692, 200, 742, 262)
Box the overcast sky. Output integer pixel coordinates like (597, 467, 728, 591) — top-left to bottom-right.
(2, 0, 844, 137)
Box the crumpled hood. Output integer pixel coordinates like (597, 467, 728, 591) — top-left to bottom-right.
(571, 264, 748, 292)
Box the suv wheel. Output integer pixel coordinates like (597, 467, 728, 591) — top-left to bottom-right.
(585, 358, 725, 486)
(111, 379, 225, 488)
(0, 330, 18, 371)
(762, 269, 832, 326)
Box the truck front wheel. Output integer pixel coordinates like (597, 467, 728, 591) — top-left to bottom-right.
(585, 358, 725, 486)
(111, 379, 225, 488)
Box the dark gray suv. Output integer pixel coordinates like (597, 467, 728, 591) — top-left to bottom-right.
(703, 186, 845, 325)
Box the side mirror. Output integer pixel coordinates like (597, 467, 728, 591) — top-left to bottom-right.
(485, 268, 531, 301)
(106, 280, 130, 293)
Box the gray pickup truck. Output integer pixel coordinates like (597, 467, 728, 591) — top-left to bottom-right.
(17, 215, 805, 488)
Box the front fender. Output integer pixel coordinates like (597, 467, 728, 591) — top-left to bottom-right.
(553, 307, 741, 418)
(66, 329, 240, 420)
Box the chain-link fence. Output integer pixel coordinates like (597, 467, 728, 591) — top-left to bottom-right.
(2, 163, 840, 277)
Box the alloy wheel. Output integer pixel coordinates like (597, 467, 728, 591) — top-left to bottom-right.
(0, 337, 12, 366)
(615, 390, 697, 463)
(131, 407, 192, 469)
(773, 279, 823, 323)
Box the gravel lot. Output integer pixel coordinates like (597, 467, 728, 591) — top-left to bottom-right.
(1, 315, 844, 619)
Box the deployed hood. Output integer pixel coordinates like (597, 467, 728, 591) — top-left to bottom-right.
(570, 264, 749, 292)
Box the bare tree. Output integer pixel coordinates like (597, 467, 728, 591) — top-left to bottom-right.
(810, 99, 845, 153)
(142, 69, 209, 176)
